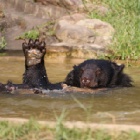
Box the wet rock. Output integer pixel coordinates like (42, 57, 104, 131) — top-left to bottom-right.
(47, 42, 106, 58)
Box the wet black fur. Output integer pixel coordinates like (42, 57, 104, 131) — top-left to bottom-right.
(22, 39, 49, 88)
(0, 39, 133, 92)
(22, 39, 62, 90)
(0, 39, 62, 91)
(65, 59, 133, 88)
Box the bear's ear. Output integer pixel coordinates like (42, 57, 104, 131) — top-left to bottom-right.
(73, 65, 78, 69)
(111, 62, 125, 72)
(119, 64, 125, 72)
(96, 68, 101, 76)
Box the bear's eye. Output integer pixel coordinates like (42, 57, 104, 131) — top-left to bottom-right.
(96, 69, 101, 75)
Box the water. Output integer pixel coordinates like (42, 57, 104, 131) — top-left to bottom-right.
(0, 54, 140, 125)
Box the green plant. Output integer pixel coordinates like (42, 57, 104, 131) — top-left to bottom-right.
(0, 119, 140, 140)
(0, 37, 7, 50)
(17, 29, 39, 40)
(89, 0, 140, 61)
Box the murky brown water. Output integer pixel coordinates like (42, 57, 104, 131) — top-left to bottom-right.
(0, 53, 140, 125)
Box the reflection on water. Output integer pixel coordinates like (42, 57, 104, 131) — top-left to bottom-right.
(0, 55, 140, 125)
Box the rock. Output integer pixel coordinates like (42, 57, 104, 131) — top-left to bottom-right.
(35, 0, 109, 15)
(54, 14, 114, 51)
(0, 0, 113, 58)
(76, 19, 115, 47)
(4, 26, 25, 50)
(59, 13, 87, 23)
(47, 42, 106, 58)
(35, 0, 83, 10)
(1, 0, 70, 20)
(0, 19, 7, 32)
(0, 0, 48, 50)
(44, 13, 115, 58)
(0, 7, 5, 19)
(0, 4, 6, 30)
(79, 3, 109, 15)
(55, 20, 95, 44)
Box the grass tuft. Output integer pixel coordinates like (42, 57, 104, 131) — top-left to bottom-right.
(0, 119, 140, 140)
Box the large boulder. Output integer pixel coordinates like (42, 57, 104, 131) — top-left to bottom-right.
(55, 15, 114, 47)
(55, 20, 95, 44)
(47, 13, 115, 58)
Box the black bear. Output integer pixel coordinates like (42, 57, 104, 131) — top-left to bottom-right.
(0, 39, 62, 92)
(0, 39, 133, 93)
(64, 59, 133, 88)
(22, 38, 49, 89)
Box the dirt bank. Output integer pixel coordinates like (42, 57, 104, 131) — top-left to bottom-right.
(0, 117, 140, 132)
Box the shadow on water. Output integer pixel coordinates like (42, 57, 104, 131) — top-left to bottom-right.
(0, 52, 140, 125)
